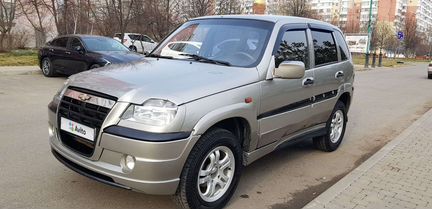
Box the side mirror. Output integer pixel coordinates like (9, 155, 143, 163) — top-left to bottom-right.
(74, 46, 84, 54)
(274, 61, 305, 79)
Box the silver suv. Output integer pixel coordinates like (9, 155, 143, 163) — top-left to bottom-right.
(48, 15, 354, 209)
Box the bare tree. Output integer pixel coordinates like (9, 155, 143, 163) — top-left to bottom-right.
(279, 0, 319, 19)
(372, 21, 395, 55)
(110, 0, 134, 43)
(215, 0, 243, 15)
(425, 27, 432, 58)
(384, 31, 399, 58)
(88, 0, 134, 40)
(88, 0, 115, 36)
(136, 0, 183, 41)
(404, 13, 418, 57)
(184, 0, 214, 18)
(41, 0, 63, 35)
(0, 0, 17, 51)
(70, 0, 81, 34)
(17, 0, 50, 47)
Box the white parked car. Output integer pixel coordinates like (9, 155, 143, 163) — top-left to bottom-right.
(114, 33, 158, 54)
(161, 41, 202, 58)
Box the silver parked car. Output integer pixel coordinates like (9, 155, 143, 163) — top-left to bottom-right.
(48, 15, 354, 209)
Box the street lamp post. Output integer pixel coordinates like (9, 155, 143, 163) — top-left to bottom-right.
(364, 0, 373, 68)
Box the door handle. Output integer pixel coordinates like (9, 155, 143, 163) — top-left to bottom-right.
(65, 51, 71, 55)
(49, 48, 54, 52)
(335, 71, 345, 78)
(302, 77, 314, 86)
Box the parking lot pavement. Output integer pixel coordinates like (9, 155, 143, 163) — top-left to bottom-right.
(304, 108, 432, 209)
(0, 63, 432, 209)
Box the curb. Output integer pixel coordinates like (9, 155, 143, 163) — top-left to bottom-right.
(0, 66, 41, 76)
(303, 108, 432, 209)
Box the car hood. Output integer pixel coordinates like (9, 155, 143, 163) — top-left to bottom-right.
(67, 58, 259, 105)
(94, 51, 145, 63)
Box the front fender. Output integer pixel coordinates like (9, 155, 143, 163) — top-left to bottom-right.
(181, 81, 261, 152)
(192, 102, 257, 136)
(191, 102, 260, 153)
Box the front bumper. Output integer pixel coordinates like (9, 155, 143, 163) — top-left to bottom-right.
(48, 108, 199, 195)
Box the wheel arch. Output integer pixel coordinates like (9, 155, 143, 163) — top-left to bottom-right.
(338, 92, 351, 111)
(207, 117, 251, 151)
(39, 55, 48, 69)
(190, 103, 258, 153)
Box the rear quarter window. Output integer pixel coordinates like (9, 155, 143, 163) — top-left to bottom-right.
(311, 30, 338, 66)
(334, 31, 350, 61)
(128, 34, 141, 41)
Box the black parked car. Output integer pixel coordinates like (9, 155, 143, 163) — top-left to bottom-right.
(38, 35, 145, 77)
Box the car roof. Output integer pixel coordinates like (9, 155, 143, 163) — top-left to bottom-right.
(192, 15, 339, 30)
(115, 33, 142, 35)
(55, 34, 111, 39)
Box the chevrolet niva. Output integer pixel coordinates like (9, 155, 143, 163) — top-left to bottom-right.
(48, 15, 354, 209)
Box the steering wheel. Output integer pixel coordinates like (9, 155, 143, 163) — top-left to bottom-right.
(232, 52, 255, 62)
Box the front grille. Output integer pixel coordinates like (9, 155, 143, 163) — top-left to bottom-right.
(58, 87, 116, 156)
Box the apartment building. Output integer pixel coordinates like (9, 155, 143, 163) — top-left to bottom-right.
(309, 0, 408, 33)
(408, 0, 432, 32)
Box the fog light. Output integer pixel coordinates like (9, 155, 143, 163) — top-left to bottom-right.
(121, 155, 135, 172)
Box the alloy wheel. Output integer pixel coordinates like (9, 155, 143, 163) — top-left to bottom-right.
(42, 59, 50, 75)
(197, 146, 235, 202)
(330, 110, 344, 143)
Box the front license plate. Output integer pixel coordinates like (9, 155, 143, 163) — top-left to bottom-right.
(60, 117, 95, 141)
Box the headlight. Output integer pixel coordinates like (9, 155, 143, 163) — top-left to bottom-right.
(101, 58, 111, 66)
(122, 99, 178, 126)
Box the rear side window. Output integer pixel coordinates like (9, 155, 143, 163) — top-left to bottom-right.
(51, 37, 68, 48)
(142, 35, 152, 42)
(275, 30, 309, 69)
(311, 30, 337, 66)
(128, 34, 141, 41)
(334, 32, 350, 60)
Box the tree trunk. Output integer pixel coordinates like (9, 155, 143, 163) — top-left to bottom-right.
(0, 33, 6, 52)
(35, 30, 47, 48)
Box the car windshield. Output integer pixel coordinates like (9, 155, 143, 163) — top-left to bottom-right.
(82, 37, 129, 52)
(151, 19, 274, 67)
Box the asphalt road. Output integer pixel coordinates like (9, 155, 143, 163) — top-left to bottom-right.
(1, 63, 431, 209)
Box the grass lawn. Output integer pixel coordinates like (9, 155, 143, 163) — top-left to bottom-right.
(352, 55, 429, 68)
(0, 50, 38, 66)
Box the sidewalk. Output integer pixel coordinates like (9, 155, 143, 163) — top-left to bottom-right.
(0, 66, 40, 75)
(304, 108, 432, 209)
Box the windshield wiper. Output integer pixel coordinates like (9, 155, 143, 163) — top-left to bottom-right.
(147, 53, 173, 59)
(179, 54, 231, 66)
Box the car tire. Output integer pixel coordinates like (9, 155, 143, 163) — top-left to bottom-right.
(174, 128, 242, 209)
(313, 100, 347, 152)
(41, 57, 56, 77)
(89, 64, 101, 69)
(129, 45, 137, 52)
